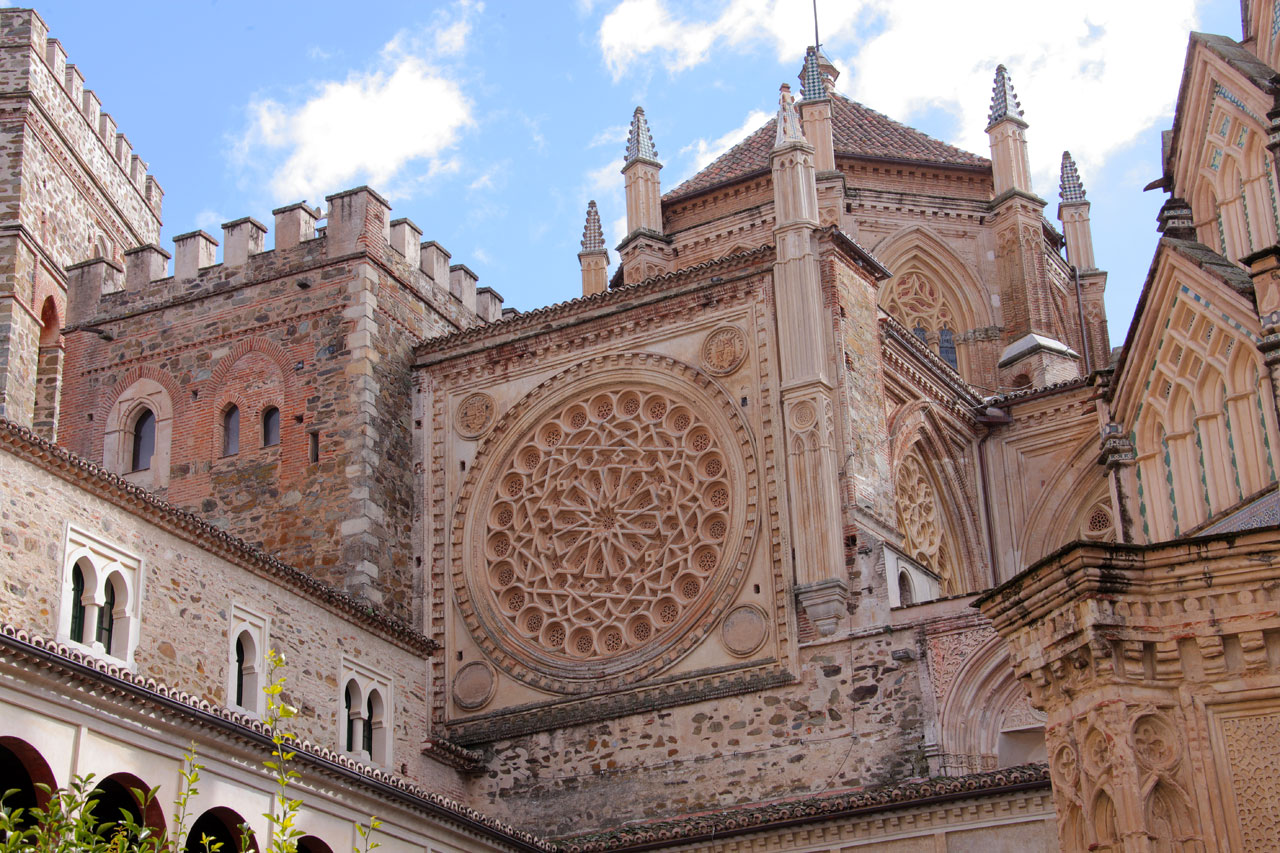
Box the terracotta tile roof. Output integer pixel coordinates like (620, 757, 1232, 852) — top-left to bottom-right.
(665, 93, 989, 201)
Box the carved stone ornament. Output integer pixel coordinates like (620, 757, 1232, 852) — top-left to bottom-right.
(1132, 713, 1182, 771)
(453, 353, 760, 694)
(455, 392, 496, 439)
(721, 604, 768, 657)
(701, 325, 748, 376)
(788, 399, 818, 431)
(1051, 742, 1079, 794)
(452, 660, 496, 710)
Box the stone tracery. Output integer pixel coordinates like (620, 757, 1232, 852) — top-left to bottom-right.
(894, 448, 955, 591)
(456, 357, 758, 690)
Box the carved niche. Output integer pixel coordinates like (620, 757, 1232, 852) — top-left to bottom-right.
(452, 354, 761, 695)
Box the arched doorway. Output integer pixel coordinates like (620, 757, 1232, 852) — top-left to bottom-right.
(87, 772, 165, 844)
(0, 736, 56, 826)
(186, 807, 257, 853)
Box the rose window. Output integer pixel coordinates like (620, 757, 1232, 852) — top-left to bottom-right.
(479, 386, 733, 662)
(456, 361, 759, 689)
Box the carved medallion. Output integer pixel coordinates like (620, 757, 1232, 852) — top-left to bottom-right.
(721, 604, 768, 657)
(701, 326, 748, 376)
(452, 661, 496, 710)
(455, 392, 495, 439)
(1132, 714, 1181, 771)
(1051, 742, 1079, 793)
(789, 400, 817, 431)
(454, 354, 759, 693)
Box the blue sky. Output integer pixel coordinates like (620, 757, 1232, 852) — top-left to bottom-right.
(42, 0, 1240, 341)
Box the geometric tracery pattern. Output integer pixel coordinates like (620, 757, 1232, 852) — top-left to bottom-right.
(1222, 712, 1280, 851)
(882, 272, 954, 334)
(481, 386, 730, 660)
(895, 447, 956, 592)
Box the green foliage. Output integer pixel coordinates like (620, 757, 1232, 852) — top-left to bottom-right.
(0, 653, 381, 853)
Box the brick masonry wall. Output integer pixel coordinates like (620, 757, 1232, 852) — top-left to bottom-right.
(58, 230, 468, 621)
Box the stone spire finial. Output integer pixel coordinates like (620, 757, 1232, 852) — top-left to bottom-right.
(1060, 151, 1086, 203)
(799, 46, 839, 101)
(581, 200, 605, 252)
(988, 64, 1025, 128)
(775, 84, 805, 147)
(625, 107, 658, 165)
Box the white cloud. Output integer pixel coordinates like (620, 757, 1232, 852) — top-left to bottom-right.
(588, 158, 624, 194)
(608, 214, 627, 249)
(598, 0, 861, 79)
(590, 124, 629, 149)
(837, 0, 1196, 195)
(234, 3, 478, 204)
(194, 209, 226, 232)
(596, 0, 1197, 198)
(679, 108, 771, 177)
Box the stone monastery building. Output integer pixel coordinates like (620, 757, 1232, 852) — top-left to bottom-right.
(4, 2, 1280, 851)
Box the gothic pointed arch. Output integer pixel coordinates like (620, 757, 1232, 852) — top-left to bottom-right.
(891, 425, 985, 595)
(872, 225, 992, 382)
(1021, 432, 1115, 564)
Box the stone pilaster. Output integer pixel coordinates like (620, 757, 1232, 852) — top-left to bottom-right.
(772, 84, 847, 630)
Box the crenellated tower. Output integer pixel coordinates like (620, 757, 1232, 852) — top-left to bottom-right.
(618, 107, 673, 285)
(0, 9, 163, 440)
(986, 65, 1081, 387)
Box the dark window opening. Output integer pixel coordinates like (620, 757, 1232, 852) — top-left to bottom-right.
(131, 409, 155, 472)
(262, 407, 280, 447)
(235, 636, 246, 707)
(308, 431, 319, 464)
(70, 563, 86, 643)
(912, 324, 928, 345)
(222, 406, 240, 456)
(344, 683, 357, 752)
(363, 696, 374, 753)
(939, 327, 958, 370)
(96, 578, 116, 652)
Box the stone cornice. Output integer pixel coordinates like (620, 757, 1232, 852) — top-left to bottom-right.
(0, 624, 542, 852)
(414, 246, 775, 367)
(0, 418, 437, 655)
(556, 764, 1050, 852)
(879, 315, 984, 416)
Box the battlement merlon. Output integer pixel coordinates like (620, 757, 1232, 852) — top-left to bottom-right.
(91, 187, 485, 330)
(0, 8, 164, 225)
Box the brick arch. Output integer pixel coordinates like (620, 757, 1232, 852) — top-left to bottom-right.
(100, 366, 181, 489)
(206, 337, 293, 391)
(206, 339, 292, 458)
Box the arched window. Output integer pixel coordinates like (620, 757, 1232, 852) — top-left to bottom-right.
(262, 407, 280, 447)
(912, 324, 928, 345)
(344, 682, 359, 753)
(96, 576, 117, 652)
(366, 689, 388, 764)
(235, 635, 246, 706)
(70, 562, 87, 643)
(938, 327, 957, 371)
(131, 409, 156, 472)
(222, 405, 240, 456)
(232, 630, 261, 711)
(897, 571, 915, 606)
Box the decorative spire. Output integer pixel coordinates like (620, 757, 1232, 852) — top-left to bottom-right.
(1059, 151, 1086, 203)
(988, 64, 1025, 127)
(624, 106, 658, 165)
(775, 84, 805, 146)
(799, 46, 839, 101)
(580, 200, 605, 252)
